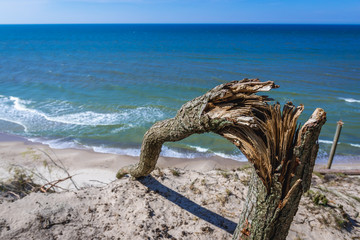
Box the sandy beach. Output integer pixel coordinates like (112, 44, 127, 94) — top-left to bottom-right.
(0, 133, 246, 188)
(0, 133, 360, 239)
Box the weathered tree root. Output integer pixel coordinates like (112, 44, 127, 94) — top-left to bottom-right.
(116, 78, 326, 240)
(116, 78, 279, 178)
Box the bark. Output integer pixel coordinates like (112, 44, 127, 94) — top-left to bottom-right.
(115, 78, 326, 240)
(232, 108, 326, 240)
(117, 78, 278, 178)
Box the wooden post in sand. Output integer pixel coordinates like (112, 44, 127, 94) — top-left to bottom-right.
(327, 120, 344, 169)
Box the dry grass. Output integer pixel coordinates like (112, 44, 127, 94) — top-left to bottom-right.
(0, 147, 77, 202)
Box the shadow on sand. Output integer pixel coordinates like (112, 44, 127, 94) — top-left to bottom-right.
(138, 175, 237, 234)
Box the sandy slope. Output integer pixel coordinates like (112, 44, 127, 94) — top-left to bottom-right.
(0, 138, 359, 239)
(1, 167, 360, 240)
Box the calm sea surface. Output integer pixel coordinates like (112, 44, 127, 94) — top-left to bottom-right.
(0, 24, 359, 163)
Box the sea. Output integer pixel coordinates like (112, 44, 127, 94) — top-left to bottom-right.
(0, 24, 359, 163)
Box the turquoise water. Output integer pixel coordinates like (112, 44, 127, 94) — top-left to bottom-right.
(0, 24, 359, 163)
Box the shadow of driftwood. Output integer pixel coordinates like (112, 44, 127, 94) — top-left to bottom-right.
(138, 175, 237, 234)
(346, 215, 360, 233)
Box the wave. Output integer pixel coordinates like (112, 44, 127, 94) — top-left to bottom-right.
(319, 139, 360, 149)
(188, 145, 247, 161)
(89, 145, 207, 159)
(27, 135, 247, 161)
(0, 118, 28, 132)
(19, 135, 360, 163)
(28, 137, 84, 150)
(188, 145, 209, 153)
(318, 139, 333, 144)
(338, 97, 360, 103)
(91, 145, 247, 161)
(0, 95, 165, 132)
(91, 146, 141, 156)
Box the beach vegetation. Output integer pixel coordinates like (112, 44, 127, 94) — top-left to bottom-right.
(335, 172, 347, 178)
(0, 147, 77, 202)
(240, 176, 250, 186)
(0, 166, 42, 201)
(153, 168, 165, 179)
(312, 171, 324, 179)
(333, 206, 352, 230)
(305, 190, 329, 206)
(189, 178, 201, 194)
(236, 165, 252, 172)
(225, 188, 232, 196)
(233, 173, 239, 181)
(349, 195, 360, 203)
(170, 168, 181, 177)
(216, 194, 228, 206)
(313, 192, 329, 206)
(318, 214, 331, 225)
(219, 171, 231, 179)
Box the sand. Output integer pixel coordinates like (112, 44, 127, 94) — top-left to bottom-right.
(0, 133, 359, 239)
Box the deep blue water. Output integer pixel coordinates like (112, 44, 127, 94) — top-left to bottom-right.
(0, 24, 359, 163)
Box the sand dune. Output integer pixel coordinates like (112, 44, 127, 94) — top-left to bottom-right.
(0, 137, 359, 239)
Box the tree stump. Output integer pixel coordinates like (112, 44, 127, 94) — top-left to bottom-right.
(116, 78, 326, 240)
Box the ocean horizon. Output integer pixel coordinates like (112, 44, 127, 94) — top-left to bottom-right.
(0, 24, 359, 163)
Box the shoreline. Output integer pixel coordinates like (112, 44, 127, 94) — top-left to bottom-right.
(1, 132, 359, 188)
(0, 132, 247, 188)
(1, 132, 360, 239)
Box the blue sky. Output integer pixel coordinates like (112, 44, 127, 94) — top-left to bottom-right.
(0, 0, 359, 24)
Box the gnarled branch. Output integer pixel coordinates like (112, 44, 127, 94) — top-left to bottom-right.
(116, 78, 279, 179)
(116, 78, 326, 240)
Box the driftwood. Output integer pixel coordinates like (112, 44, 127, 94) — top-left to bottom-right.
(116, 78, 326, 240)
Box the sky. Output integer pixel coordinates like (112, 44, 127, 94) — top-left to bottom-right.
(0, 0, 359, 24)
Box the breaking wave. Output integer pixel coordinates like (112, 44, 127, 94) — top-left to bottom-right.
(338, 97, 360, 103)
(0, 95, 165, 132)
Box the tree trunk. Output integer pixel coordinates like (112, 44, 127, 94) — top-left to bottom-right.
(232, 108, 326, 240)
(116, 79, 326, 240)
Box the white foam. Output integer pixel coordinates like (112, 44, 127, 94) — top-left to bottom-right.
(318, 139, 333, 144)
(0, 96, 30, 132)
(9, 96, 164, 126)
(10, 96, 33, 112)
(47, 111, 120, 126)
(189, 145, 210, 153)
(0, 95, 165, 133)
(161, 146, 200, 159)
(110, 125, 133, 133)
(25, 135, 249, 162)
(87, 144, 212, 159)
(189, 144, 247, 161)
(350, 143, 360, 148)
(339, 97, 360, 103)
(28, 137, 84, 150)
(213, 151, 247, 161)
(91, 146, 141, 156)
(50, 107, 164, 126)
(319, 140, 360, 148)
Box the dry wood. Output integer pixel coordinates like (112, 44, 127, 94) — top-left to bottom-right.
(40, 175, 74, 193)
(116, 78, 326, 240)
(116, 79, 279, 178)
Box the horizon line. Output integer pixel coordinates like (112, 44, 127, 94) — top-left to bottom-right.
(1, 23, 360, 25)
